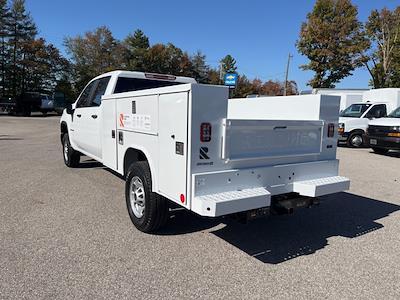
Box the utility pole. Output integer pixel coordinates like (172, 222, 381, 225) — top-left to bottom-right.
(283, 53, 293, 96)
(219, 62, 224, 84)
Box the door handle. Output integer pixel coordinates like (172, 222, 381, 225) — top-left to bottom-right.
(91, 115, 98, 119)
(76, 114, 81, 118)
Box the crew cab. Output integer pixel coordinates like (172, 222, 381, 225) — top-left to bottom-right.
(60, 70, 350, 233)
(366, 106, 400, 154)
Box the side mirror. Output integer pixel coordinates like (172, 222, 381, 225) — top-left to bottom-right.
(66, 103, 74, 115)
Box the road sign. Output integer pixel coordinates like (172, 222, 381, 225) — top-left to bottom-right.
(224, 73, 238, 86)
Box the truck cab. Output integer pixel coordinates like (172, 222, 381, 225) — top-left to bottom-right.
(338, 102, 387, 147)
(61, 71, 196, 161)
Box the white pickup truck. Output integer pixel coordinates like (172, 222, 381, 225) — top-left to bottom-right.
(60, 70, 350, 233)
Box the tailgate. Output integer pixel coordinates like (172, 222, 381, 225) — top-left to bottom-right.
(222, 119, 324, 161)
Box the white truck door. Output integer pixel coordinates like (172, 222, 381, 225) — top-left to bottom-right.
(73, 77, 110, 160)
(158, 92, 189, 205)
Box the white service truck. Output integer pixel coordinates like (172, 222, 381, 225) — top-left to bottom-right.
(338, 88, 400, 147)
(60, 70, 350, 233)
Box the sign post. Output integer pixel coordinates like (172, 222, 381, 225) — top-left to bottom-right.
(224, 73, 238, 98)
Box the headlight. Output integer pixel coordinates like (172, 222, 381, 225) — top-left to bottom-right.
(390, 126, 400, 132)
(338, 123, 345, 134)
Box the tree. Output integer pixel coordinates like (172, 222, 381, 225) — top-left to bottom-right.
(0, 0, 10, 96)
(297, 0, 368, 88)
(7, 0, 37, 96)
(364, 7, 400, 88)
(64, 26, 125, 92)
(123, 29, 149, 71)
(220, 54, 237, 74)
(191, 51, 209, 83)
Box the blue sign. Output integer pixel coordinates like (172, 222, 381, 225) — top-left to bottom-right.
(224, 73, 238, 86)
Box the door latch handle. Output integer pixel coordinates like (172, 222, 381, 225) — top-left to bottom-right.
(91, 115, 98, 119)
(171, 134, 175, 139)
(111, 130, 115, 139)
(76, 114, 81, 118)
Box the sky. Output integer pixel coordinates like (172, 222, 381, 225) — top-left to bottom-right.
(26, 0, 399, 92)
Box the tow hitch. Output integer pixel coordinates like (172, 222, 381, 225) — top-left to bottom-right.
(271, 193, 319, 215)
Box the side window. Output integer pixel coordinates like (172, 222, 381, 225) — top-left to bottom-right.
(91, 76, 111, 106)
(76, 81, 95, 108)
(365, 104, 387, 119)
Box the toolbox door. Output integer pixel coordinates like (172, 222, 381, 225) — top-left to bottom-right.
(101, 98, 118, 170)
(158, 92, 188, 205)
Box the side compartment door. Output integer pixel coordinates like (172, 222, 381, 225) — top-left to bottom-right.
(158, 92, 188, 205)
(102, 97, 117, 170)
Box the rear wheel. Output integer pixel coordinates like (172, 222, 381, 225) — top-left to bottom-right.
(62, 133, 80, 167)
(372, 147, 389, 155)
(347, 132, 364, 148)
(125, 161, 169, 233)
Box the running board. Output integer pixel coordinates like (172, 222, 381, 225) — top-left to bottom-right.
(193, 187, 271, 217)
(293, 176, 350, 197)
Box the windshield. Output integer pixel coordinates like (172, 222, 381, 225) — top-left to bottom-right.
(340, 104, 371, 118)
(388, 107, 400, 118)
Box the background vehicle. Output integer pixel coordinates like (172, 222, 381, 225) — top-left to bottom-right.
(366, 106, 400, 154)
(60, 70, 349, 233)
(300, 88, 367, 111)
(338, 88, 400, 148)
(0, 92, 55, 116)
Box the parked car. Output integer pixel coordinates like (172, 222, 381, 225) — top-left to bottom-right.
(0, 92, 54, 116)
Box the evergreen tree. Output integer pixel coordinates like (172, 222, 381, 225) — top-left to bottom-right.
(0, 0, 10, 96)
(124, 29, 150, 71)
(220, 54, 237, 74)
(8, 0, 37, 96)
(191, 51, 209, 83)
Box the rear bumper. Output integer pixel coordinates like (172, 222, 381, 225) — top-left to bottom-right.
(366, 135, 400, 150)
(191, 160, 350, 217)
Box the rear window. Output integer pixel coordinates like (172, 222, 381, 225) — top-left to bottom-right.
(114, 77, 184, 94)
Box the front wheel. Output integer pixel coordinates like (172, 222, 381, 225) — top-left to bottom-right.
(347, 132, 364, 148)
(372, 147, 389, 155)
(125, 161, 169, 233)
(62, 133, 80, 167)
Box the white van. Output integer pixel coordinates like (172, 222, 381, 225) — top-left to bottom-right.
(338, 88, 400, 147)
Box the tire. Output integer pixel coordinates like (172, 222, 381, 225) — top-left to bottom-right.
(62, 133, 80, 167)
(372, 147, 389, 155)
(125, 161, 169, 233)
(347, 132, 364, 148)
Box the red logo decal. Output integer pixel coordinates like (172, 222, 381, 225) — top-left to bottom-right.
(119, 113, 124, 127)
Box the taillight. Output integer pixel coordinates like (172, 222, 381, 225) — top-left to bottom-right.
(200, 123, 212, 142)
(328, 123, 335, 137)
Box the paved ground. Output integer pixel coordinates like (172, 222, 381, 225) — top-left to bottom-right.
(1, 115, 399, 300)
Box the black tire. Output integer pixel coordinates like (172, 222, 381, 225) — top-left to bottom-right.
(347, 132, 364, 148)
(22, 106, 31, 117)
(372, 147, 389, 155)
(62, 133, 80, 167)
(125, 161, 169, 233)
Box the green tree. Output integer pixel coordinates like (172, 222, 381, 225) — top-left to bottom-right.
(8, 0, 37, 96)
(123, 29, 150, 71)
(0, 0, 10, 96)
(220, 54, 237, 74)
(297, 0, 368, 88)
(64, 26, 125, 92)
(364, 7, 400, 88)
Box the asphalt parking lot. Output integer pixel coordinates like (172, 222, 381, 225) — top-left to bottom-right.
(1, 115, 400, 299)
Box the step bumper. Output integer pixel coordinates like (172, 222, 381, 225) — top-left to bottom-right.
(292, 176, 350, 197)
(193, 187, 271, 217)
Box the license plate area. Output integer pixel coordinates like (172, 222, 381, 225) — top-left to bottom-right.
(370, 139, 377, 145)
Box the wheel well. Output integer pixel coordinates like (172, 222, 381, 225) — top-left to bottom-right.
(60, 122, 68, 143)
(124, 148, 148, 176)
(349, 129, 365, 136)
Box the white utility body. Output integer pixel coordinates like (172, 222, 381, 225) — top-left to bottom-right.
(61, 71, 350, 232)
(338, 88, 400, 147)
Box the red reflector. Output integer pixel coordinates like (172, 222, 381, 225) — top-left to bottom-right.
(328, 123, 335, 137)
(180, 194, 185, 203)
(200, 123, 212, 142)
